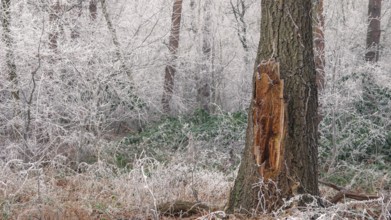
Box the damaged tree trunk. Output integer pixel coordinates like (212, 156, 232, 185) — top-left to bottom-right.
(253, 60, 285, 180)
(227, 0, 319, 214)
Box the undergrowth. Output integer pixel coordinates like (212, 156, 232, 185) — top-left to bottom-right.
(113, 109, 247, 172)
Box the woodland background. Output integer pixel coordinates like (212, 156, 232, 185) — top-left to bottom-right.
(0, 0, 391, 219)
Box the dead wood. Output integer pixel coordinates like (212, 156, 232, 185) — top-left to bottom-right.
(319, 180, 380, 203)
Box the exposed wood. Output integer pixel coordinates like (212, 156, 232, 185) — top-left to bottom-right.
(253, 60, 285, 180)
(161, 0, 183, 114)
(365, 0, 381, 62)
(227, 0, 319, 214)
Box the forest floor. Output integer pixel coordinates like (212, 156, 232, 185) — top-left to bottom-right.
(1, 111, 390, 219)
(3, 164, 390, 220)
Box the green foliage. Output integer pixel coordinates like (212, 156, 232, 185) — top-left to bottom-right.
(115, 109, 247, 169)
(319, 69, 391, 168)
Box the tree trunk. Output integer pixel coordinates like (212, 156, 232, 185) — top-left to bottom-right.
(71, 0, 83, 40)
(365, 0, 381, 62)
(100, 0, 131, 79)
(197, 0, 212, 113)
(313, 0, 325, 91)
(230, 0, 249, 63)
(49, 0, 60, 56)
(227, 0, 319, 214)
(1, 0, 19, 101)
(161, 0, 183, 114)
(89, 0, 97, 21)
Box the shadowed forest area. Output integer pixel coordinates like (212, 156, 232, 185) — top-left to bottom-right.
(0, 0, 391, 219)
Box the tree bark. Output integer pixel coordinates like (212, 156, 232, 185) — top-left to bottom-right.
(71, 0, 83, 40)
(100, 0, 131, 79)
(230, 0, 249, 60)
(49, 0, 60, 56)
(227, 0, 319, 214)
(1, 0, 19, 101)
(365, 0, 381, 62)
(197, 0, 212, 113)
(161, 0, 183, 114)
(313, 0, 325, 91)
(89, 0, 97, 21)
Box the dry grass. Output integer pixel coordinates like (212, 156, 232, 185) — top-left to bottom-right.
(0, 154, 232, 219)
(0, 154, 389, 220)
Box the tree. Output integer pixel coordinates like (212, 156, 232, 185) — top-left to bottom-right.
(161, 0, 183, 114)
(101, 0, 131, 79)
(1, 0, 19, 102)
(70, 0, 83, 40)
(230, 0, 249, 65)
(227, 0, 319, 214)
(89, 0, 97, 21)
(197, 0, 212, 112)
(48, 0, 61, 57)
(365, 0, 381, 62)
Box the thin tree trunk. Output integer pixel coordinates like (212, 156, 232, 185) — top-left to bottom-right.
(227, 0, 319, 214)
(197, 0, 212, 113)
(230, 0, 251, 109)
(313, 0, 325, 91)
(365, 0, 381, 62)
(230, 0, 249, 63)
(89, 0, 97, 21)
(100, 0, 131, 79)
(1, 0, 19, 101)
(71, 0, 83, 40)
(161, 0, 183, 114)
(49, 0, 60, 56)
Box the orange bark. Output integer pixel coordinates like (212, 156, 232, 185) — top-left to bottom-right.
(253, 59, 286, 180)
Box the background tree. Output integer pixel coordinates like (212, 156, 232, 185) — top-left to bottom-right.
(230, 0, 250, 66)
(227, 0, 319, 213)
(70, 0, 83, 40)
(365, 0, 381, 62)
(49, 0, 61, 56)
(197, 0, 212, 112)
(89, 0, 97, 21)
(1, 0, 19, 102)
(162, 0, 183, 114)
(101, 0, 132, 80)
